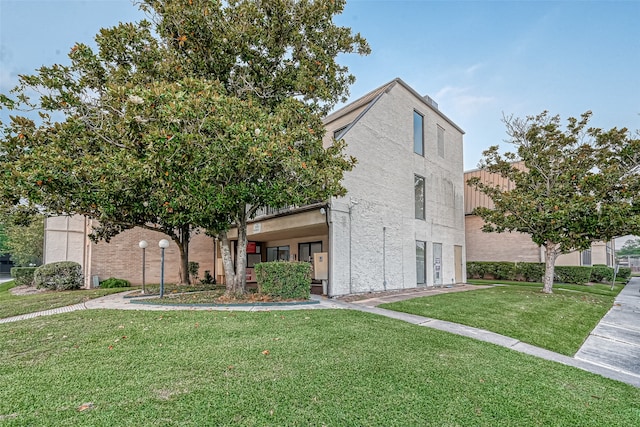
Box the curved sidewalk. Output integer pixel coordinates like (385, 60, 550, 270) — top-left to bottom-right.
(1, 284, 639, 388)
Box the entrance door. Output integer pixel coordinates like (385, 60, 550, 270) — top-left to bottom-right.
(433, 242, 443, 286)
(299, 242, 323, 295)
(454, 245, 463, 283)
(299, 242, 322, 264)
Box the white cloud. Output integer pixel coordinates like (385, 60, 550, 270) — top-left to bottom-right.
(0, 67, 18, 93)
(434, 86, 495, 117)
(465, 62, 484, 76)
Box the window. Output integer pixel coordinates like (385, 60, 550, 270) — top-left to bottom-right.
(416, 241, 426, 284)
(606, 242, 613, 266)
(267, 246, 290, 262)
(437, 125, 445, 158)
(413, 110, 424, 155)
(414, 175, 425, 220)
(299, 242, 322, 263)
(581, 248, 592, 266)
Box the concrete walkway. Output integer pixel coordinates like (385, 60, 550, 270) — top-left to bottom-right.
(575, 276, 640, 379)
(1, 282, 639, 388)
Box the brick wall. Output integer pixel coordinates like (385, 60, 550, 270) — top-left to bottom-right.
(465, 215, 541, 262)
(89, 227, 215, 286)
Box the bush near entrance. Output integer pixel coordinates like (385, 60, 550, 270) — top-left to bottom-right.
(255, 261, 311, 300)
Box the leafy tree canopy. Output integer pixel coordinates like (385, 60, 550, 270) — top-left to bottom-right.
(0, 207, 44, 267)
(617, 238, 640, 256)
(0, 0, 369, 290)
(469, 111, 640, 293)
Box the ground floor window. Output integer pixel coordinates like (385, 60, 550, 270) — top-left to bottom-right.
(581, 248, 592, 266)
(416, 241, 426, 284)
(299, 242, 322, 263)
(267, 246, 290, 262)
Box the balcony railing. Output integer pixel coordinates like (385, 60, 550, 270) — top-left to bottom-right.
(252, 201, 324, 220)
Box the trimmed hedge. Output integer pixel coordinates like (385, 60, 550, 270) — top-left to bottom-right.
(466, 261, 543, 282)
(254, 261, 311, 300)
(468, 261, 630, 285)
(33, 261, 83, 291)
(516, 263, 545, 282)
(590, 265, 614, 283)
(554, 266, 592, 285)
(618, 267, 632, 282)
(466, 262, 517, 280)
(10, 267, 38, 287)
(100, 277, 131, 288)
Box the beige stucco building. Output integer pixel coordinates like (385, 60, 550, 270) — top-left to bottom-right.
(464, 167, 615, 267)
(44, 78, 468, 295)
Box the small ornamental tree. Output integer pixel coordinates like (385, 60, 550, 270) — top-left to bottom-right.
(469, 111, 640, 293)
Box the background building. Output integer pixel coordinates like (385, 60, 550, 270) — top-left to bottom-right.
(464, 167, 615, 267)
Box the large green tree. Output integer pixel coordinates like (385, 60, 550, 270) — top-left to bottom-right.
(0, 0, 369, 291)
(469, 111, 640, 293)
(0, 208, 44, 267)
(617, 238, 640, 257)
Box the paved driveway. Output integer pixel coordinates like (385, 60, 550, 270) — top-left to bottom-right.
(575, 277, 640, 377)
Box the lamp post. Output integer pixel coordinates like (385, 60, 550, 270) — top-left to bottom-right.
(159, 239, 170, 298)
(139, 240, 148, 294)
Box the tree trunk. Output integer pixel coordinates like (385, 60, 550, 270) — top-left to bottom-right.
(542, 242, 558, 294)
(171, 224, 191, 285)
(235, 219, 248, 294)
(219, 215, 249, 296)
(219, 232, 237, 294)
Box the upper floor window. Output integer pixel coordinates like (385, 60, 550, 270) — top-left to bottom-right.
(437, 125, 445, 158)
(415, 174, 425, 220)
(413, 110, 424, 155)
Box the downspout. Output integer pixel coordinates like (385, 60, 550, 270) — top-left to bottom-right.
(348, 202, 353, 295)
(82, 217, 87, 288)
(383, 226, 387, 290)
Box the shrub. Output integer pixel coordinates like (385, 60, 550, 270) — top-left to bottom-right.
(554, 266, 592, 285)
(466, 262, 516, 280)
(492, 262, 517, 280)
(590, 265, 614, 283)
(10, 267, 37, 287)
(188, 261, 200, 283)
(515, 262, 545, 282)
(617, 267, 632, 282)
(100, 277, 131, 288)
(33, 261, 83, 291)
(466, 262, 486, 279)
(255, 261, 311, 300)
(200, 270, 216, 285)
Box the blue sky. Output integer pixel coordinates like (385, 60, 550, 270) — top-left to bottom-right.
(1, 0, 639, 170)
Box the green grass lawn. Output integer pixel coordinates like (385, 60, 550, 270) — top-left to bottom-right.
(0, 281, 133, 319)
(1, 309, 638, 426)
(381, 284, 617, 356)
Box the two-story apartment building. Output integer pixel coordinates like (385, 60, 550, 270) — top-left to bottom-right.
(44, 78, 467, 296)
